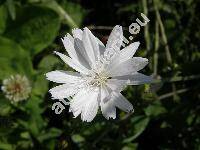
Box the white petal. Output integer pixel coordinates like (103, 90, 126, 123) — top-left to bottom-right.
(70, 88, 100, 122)
(112, 92, 133, 112)
(96, 38, 105, 55)
(61, 34, 77, 60)
(62, 33, 91, 70)
(107, 57, 149, 77)
(106, 79, 127, 92)
(113, 73, 153, 85)
(82, 27, 100, 67)
(106, 25, 123, 51)
(100, 98, 116, 120)
(119, 42, 140, 63)
(100, 86, 112, 102)
(99, 85, 116, 120)
(70, 89, 88, 118)
(74, 38, 92, 69)
(81, 88, 100, 122)
(72, 28, 83, 39)
(46, 70, 81, 84)
(66, 33, 74, 42)
(49, 84, 79, 99)
(54, 51, 90, 75)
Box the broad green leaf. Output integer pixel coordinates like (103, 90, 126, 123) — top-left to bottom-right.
(32, 74, 49, 97)
(37, 128, 62, 142)
(38, 55, 60, 72)
(0, 37, 34, 79)
(144, 102, 167, 117)
(122, 143, 138, 150)
(0, 95, 12, 116)
(45, 139, 56, 150)
(38, 0, 78, 28)
(0, 142, 13, 150)
(123, 116, 149, 143)
(61, 1, 86, 27)
(0, 36, 26, 59)
(0, 58, 17, 79)
(17, 96, 46, 136)
(0, 5, 7, 34)
(34, 55, 61, 97)
(20, 132, 31, 139)
(16, 140, 32, 149)
(5, 6, 60, 55)
(6, 0, 15, 20)
(72, 134, 85, 143)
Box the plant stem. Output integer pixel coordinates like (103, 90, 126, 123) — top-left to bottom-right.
(158, 88, 189, 100)
(55, 3, 78, 28)
(87, 25, 129, 31)
(152, 74, 200, 84)
(154, 0, 172, 63)
(142, 0, 150, 53)
(39, 0, 78, 28)
(153, 0, 176, 100)
(153, 20, 159, 75)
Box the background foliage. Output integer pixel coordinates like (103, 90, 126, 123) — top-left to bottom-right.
(0, 0, 200, 149)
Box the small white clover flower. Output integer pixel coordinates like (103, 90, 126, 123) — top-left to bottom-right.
(1, 74, 31, 103)
(46, 25, 152, 122)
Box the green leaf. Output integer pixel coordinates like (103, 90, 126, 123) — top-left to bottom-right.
(34, 55, 60, 97)
(5, 6, 60, 55)
(0, 58, 17, 79)
(0, 103, 13, 135)
(38, 55, 60, 72)
(122, 143, 138, 150)
(0, 4, 7, 34)
(72, 134, 85, 143)
(0, 95, 12, 116)
(0, 36, 26, 59)
(0, 37, 34, 79)
(144, 102, 167, 117)
(6, 0, 15, 20)
(32, 74, 49, 97)
(61, 1, 86, 27)
(123, 116, 149, 143)
(0, 142, 13, 150)
(38, 0, 78, 28)
(37, 0, 86, 28)
(37, 128, 62, 142)
(19, 96, 46, 136)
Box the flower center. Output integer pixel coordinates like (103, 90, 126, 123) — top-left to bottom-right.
(88, 72, 110, 87)
(9, 82, 22, 94)
(94, 74, 108, 86)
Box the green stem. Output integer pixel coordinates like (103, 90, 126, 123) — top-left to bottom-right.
(142, 0, 150, 52)
(55, 3, 78, 28)
(158, 88, 189, 100)
(153, 20, 159, 75)
(154, 0, 172, 63)
(153, 0, 176, 100)
(152, 74, 200, 84)
(38, 0, 78, 28)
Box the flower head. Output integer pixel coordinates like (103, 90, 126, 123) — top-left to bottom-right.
(46, 25, 152, 122)
(1, 74, 31, 103)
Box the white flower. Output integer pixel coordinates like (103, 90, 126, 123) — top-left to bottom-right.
(1, 74, 31, 103)
(46, 25, 152, 122)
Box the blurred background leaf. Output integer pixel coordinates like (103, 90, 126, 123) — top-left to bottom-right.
(0, 4, 7, 34)
(4, 6, 60, 56)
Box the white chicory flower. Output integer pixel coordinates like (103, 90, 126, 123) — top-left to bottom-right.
(46, 25, 152, 122)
